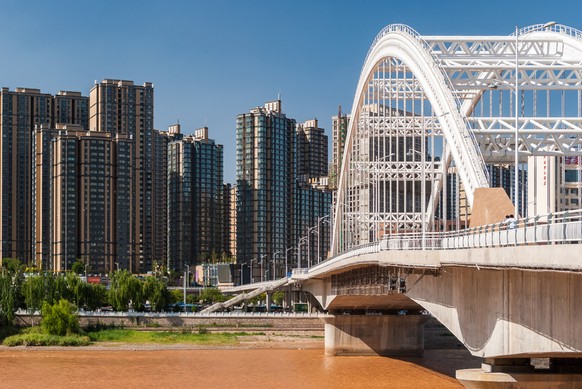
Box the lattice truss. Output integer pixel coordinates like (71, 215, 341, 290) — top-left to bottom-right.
(334, 24, 582, 254)
(426, 26, 582, 159)
(340, 57, 444, 251)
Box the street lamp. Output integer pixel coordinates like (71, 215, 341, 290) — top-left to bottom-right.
(317, 215, 330, 263)
(272, 251, 282, 280)
(183, 264, 189, 310)
(260, 254, 268, 282)
(285, 247, 295, 276)
(297, 236, 308, 270)
(307, 226, 318, 268)
(408, 148, 426, 249)
(250, 258, 258, 284)
(512, 21, 556, 219)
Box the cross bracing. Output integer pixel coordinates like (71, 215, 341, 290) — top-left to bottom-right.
(332, 23, 582, 256)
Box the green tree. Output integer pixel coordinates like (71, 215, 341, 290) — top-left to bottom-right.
(249, 292, 266, 306)
(2, 258, 23, 274)
(22, 274, 46, 313)
(199, 287, 228, 304)
(108, 270, 144, 311)
(142, 276, 170, 312)
(71, 260, 85, 275)
(0, 271, 20, 325)
(168, 289, 183, 304)
(41, 299, 80, 336)
(85, 283, 107, 311)
(272, 291, 285, 305)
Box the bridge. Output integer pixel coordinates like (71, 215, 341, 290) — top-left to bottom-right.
(303, 23, 582, 387)
(202, 23, 582, 386)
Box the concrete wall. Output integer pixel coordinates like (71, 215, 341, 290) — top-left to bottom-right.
(406, 267, 582, 358)
(14, 314, 324, 330)
(322, 314, 427, 356)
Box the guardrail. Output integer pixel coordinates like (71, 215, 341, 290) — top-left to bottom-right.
(300, 209, 582, 276)
(384, 209, 582, 250)
(15, 308, 326, 318)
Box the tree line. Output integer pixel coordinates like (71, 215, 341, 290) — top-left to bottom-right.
(0, 258, 173, 325)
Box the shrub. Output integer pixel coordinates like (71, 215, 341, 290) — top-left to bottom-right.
(197, 325, 208, 335)
(41, 299, 80, 336)
(3, 333, 90, 347)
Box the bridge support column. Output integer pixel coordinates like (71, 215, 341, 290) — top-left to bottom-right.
(457, 358, 582, 388)
(322, 314, 427, 356)
(265, 292, 272, 312)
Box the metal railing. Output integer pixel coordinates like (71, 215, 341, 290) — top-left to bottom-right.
(514, 24, 582, 41)
(301, 209, 582, 276)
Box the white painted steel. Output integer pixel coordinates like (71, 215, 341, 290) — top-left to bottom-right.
(332, 23, 582, 258)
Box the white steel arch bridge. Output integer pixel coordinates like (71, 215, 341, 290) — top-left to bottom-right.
(332, 23, 582, 256)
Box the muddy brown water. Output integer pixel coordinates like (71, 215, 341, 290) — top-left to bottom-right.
(0, 347, 480, 388)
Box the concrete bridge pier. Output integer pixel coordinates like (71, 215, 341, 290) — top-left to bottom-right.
(457, 357, 582, 388)
(322, 314, 427, 356)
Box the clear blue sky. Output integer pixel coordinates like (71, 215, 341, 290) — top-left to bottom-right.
(1, 0, 580, 182)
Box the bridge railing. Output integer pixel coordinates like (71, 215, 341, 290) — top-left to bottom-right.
(439, 209, 582, 249)
(315, 210, 582, 271)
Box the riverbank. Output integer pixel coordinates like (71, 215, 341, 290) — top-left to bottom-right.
(1, 320, 482, 381)
(0, 331, 324, 351)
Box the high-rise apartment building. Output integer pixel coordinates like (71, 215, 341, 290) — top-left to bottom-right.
(294, 119, 332, 268)
(296, 119, 328, 180)
(228, 185, 237, 261)
(167, 127, 225, 271)
(1, 87, 88, 264)
(560, 156, 582, 211)
(89, 79, 154, 273)
(329, 106, 350, 190)
(152, 124, 183, 270)
(33, 124, 133, 273)
(236, 100, 296, 282)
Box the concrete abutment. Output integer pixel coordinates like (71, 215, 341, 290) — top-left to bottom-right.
(322, 314, 428, 356)
(457, 357, 582, 388)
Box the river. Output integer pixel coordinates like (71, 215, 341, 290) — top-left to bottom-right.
(0, 347, 479, 388)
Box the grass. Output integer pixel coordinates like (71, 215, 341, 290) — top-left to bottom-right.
(1, 325, 271, 347)
(3, 332, 91, 347)
(203, 323, 273, 328)
(86, 329, 266, 345)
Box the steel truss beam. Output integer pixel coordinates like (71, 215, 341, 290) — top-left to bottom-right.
(332, 23, 582, 256)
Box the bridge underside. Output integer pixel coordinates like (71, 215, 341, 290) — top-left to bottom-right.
(303, 263, 582, 359)
(322, 294, 422, 312)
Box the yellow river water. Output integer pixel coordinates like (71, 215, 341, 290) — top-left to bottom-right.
(0, 348, 479, 388)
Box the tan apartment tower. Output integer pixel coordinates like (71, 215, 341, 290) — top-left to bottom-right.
(1, 87, 88, 266)
(89, 79, 154, 273)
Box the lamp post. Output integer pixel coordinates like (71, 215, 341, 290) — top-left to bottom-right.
(285, 247, 295, 276)
(408, 149, 426, 249)
(250, 258, 257, 284)
(297, 236, 308, 270)
(513, 21, 556, 218)
(183, 264, 189, 310)
(316, 215, 330, 264)
(260, 254, 268, 282)
(307, 226, 318, 268)
(272, 251, 282, 280)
